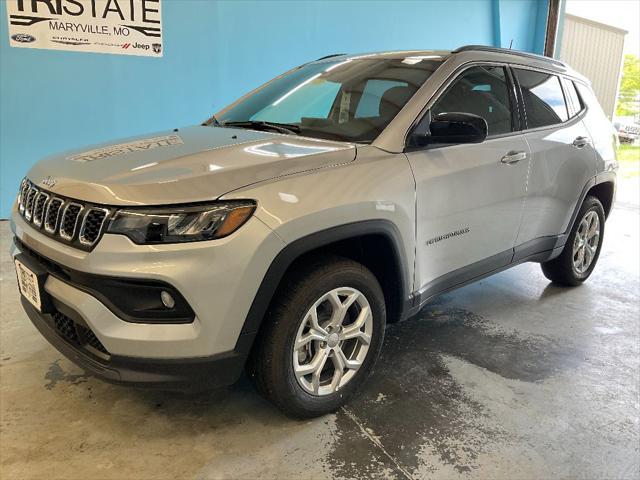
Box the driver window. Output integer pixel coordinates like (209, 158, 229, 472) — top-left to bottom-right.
(432, 66, 514, 136)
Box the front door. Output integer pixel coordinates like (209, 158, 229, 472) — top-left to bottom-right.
(405, 64, 530, 297)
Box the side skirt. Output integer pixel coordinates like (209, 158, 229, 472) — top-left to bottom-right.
(405, 235, 564, 319)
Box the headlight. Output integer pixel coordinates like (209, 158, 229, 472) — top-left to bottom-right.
(107, 201, 256, 244)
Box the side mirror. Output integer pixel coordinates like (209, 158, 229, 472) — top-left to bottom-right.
(410, 112, 488, 146)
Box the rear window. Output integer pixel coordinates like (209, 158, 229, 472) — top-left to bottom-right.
(564, 79, 584, 117)
(514, 69, 569, 128)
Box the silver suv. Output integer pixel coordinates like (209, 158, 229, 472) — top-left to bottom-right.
(11, 46, 617, 418)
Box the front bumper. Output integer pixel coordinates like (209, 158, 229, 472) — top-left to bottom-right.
(11, 205, 286, 388)
(21, 297, 253, 391)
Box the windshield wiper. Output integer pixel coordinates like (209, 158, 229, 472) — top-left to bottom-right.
(202, 114, 221, 127)
(222, 120, 301, 135)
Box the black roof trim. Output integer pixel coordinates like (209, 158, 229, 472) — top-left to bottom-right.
(315, 53, 346, 61)
(452, 45, 565, 68)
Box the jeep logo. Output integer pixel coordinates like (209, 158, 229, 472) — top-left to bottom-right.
(40, 176, 57, 188)
(11, 33, 36, 43)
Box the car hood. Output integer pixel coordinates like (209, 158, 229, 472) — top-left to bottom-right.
(26, 125, 355, 206)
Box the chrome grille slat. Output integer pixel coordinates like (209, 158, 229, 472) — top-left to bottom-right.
(79, 208, 110, 246)
(24, 186, 38, 221)
(59, 203, 84, 241)
(44, 198, 64, 233)
(32, 192, 50, 227)
(18, 178, 111, 250)
(18, 179, 28, 214)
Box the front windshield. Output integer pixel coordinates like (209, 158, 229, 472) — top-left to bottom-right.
(214, 56, 444, 143)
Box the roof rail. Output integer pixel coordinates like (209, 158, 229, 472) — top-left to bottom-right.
(315, 53, 346, 61)
(452, 45, 565, 68)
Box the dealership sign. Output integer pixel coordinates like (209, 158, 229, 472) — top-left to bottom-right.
(6, 0, 163, 57)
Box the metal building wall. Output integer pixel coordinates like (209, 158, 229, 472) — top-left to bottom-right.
(559, 14, 626, 119)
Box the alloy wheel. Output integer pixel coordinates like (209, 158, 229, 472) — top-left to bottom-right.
(292, 287, 373, 396)
(572, 210, 600, 274)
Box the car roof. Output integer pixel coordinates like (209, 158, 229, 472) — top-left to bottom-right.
(312, 45, 588, 83)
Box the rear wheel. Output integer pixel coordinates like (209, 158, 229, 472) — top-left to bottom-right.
(541, 195, 605, 286)
(249, 256, 386, 418)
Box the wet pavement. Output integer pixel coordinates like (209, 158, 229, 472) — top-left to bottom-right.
(1, 201, 638, 479)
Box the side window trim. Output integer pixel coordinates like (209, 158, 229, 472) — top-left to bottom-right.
(561, 76, 586, 118)
(405, 62, 518, 149)
(510, 65, 584, 133)
(505, 66, 523, 132)
(404, 62, 589, 150)
(509, 65, 529, 130)
(560, 76, 577, 117)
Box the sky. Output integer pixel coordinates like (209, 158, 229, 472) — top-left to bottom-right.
(565, 0, 640, 56)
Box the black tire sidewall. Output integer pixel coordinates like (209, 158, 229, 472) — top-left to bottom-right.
(269, 262, 386, 417)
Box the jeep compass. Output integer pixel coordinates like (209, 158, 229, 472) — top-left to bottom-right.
(11, 46, 617, 418)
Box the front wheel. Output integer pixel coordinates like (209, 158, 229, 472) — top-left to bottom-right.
(248, 256, 386, 419)
(541, 195, 605, 286)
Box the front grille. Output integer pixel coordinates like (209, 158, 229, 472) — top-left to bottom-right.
(79, 208, 109, 245)
(44, 198, 63, 233)
(32, 192, 49, 227)
(51, 311, 110, 356)
(17, 179, 112, 250)
(59, 203, 83, 240)
(24, 186, 38, 221)
(18, 179, 29, 214)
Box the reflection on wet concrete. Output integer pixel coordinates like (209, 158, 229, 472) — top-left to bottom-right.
(329, 300, 584, 478)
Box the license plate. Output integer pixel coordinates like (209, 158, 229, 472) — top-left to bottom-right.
(15, 258, 42, 311)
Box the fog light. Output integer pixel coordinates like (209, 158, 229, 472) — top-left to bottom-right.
(160, 290, 175, 309)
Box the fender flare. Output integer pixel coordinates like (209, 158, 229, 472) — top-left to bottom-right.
(553, 171, 617, 251)
(239, 219, 410, 337)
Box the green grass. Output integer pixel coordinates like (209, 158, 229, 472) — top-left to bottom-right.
(617, 144, 640, 163)
(617, 145, 639, 178)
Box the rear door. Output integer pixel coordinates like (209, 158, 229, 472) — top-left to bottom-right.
(406, 64, 530, 295)
(512, 68, 597, 250)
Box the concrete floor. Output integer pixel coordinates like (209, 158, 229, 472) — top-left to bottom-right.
(1, 201, 639, 480)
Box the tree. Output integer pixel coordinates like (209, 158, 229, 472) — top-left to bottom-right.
(616, 54, 640, 117)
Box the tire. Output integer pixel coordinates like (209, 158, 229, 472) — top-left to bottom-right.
(541, 195, 605, 286)
(248, 255, 386, 419)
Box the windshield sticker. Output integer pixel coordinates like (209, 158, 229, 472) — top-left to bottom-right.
(6, 0, 163, 57)
(68, 134, 183, 162)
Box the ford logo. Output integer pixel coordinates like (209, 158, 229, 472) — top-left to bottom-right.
(11, 33, 36, 43)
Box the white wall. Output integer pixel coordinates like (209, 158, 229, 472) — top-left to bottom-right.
(559, 14, 627, 118)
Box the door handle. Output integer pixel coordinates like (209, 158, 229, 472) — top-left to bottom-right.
(500, 151, 527, 165)
(573, 136, 590, 148)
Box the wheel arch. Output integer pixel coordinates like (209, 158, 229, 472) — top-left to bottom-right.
(586, 180, 615, 218)
(565, 172, 616, 238)
(239, 220, 411, 341)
